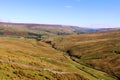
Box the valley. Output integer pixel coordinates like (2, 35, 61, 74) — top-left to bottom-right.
(46, 30, 120, 80)
(0, 22, 119, 80)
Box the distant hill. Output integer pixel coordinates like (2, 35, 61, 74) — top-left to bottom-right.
(96, 28, 120, 32)
(0, 22, 96, 39)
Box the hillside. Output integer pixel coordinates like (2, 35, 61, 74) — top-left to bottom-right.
(0, 37, 116, 80)
(0, 22, 119, 80)
(0, 22, 96, 39)
(45, 29, 120, 80)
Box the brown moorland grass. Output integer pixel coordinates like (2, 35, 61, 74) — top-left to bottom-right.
(48, 29, 120, 79)
(0, 37, 116, 80)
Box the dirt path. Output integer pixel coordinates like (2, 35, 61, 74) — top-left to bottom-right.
(0, 60, 69, 74)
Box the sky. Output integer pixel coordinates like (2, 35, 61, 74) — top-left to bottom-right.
(0, 0, 120, 28)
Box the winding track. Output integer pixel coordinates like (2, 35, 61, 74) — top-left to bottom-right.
(0, 60, 69, 74)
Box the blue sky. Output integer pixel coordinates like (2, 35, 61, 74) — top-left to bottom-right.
(0, 0, 120, 28)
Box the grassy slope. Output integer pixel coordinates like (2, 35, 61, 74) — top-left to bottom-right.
(47, 30, 120, 80)
(0, 37, 115, 80)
